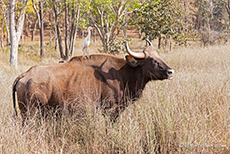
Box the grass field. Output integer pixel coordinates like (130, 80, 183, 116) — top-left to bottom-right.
(0, 39, 229, 153)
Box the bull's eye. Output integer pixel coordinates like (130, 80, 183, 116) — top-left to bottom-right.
(153, 60, 157, 65)
(159, 66, 164, 70)
(157, 62, 164, 70)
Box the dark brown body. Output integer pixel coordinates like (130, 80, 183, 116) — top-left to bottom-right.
(12, 42, 174, 123)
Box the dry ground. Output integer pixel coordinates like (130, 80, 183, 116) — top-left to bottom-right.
(0, 37, 230, 153)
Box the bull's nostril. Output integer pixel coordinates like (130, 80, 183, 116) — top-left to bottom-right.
(167, 69, 174, 75)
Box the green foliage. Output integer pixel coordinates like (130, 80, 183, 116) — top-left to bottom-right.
(73, 0, 92, 29)
(26, 0, 36, 14)
(132, 0, 188, 47)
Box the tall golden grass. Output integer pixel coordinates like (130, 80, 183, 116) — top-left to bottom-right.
(0, 41, 229, 153)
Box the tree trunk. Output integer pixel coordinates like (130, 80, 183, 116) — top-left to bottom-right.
(53, 0, 64, 59)
(138, 28, 142, 39)
(50, 31, 52, 47)
(158, 37, 161, 49)
(21, 35, 24, 44)
(54, 25, 58, 51)
(64, 0, 70, 59)
(1, 20, 4, 48)
(24, 14, 28, 41)
(123, 14, 127, 37)
(93, 29, 96, 43)
(31, 18, 38, 41)
(56, 19, 64, 59)
(9, 0, 18, 67)
(49, 10, 58, 51)
(69, 4, 80, 56)
(6, 22, 10, 46)
(32, 0, 44, 59)
(9, 0, 27, 68)
(105, 34, 109, 53)
(79, 28, 82, 38)
(169, 36, 172, 51)
(39, 1, 44, 59)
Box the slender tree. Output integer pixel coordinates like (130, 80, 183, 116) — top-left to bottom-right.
(0, 21, 3, 48)
(32, 0, 44, 59)
(64, 0, 69, 58)
(52, 0, 81, 59)
(89, 0, 139, 53)
(69, 2, 80, 56)
(39, 1, 44, 59)
(9, 0, 28, 67)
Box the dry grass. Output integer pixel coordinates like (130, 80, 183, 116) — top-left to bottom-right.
(0, 40, 230, 153)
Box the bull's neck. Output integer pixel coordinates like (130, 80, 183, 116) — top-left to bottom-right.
(126, 66, 150, 99)
(135, 66, 150, 88)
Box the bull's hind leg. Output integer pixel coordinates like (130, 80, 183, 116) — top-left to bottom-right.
(16, 88, 29, 126)
(18, 101, 28, 126)
(19, 91, 48, 126)
(31, 91, 49, 119)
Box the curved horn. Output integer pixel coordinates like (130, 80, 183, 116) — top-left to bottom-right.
(146, 38, 153, 46)
(125, 42, 145, 59)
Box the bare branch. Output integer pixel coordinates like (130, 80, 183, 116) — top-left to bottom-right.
(89, 13, 103, 42)
(18, 0, 28, 20)
(32, 0, 41, 28)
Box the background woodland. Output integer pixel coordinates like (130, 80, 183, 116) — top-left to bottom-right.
(1, 0, 230, 67)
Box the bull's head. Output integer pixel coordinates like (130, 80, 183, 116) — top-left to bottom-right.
(125, 40, 174, 80)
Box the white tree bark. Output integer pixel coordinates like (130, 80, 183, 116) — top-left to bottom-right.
(9, 0, 28, 68)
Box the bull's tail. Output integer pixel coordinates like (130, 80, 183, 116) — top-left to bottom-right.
(12, 72, 27, 119)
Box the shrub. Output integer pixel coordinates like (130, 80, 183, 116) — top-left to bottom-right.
(108, 37, 131, 54)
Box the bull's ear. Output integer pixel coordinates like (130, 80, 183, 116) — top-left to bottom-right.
(125, 55, 139, 67)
